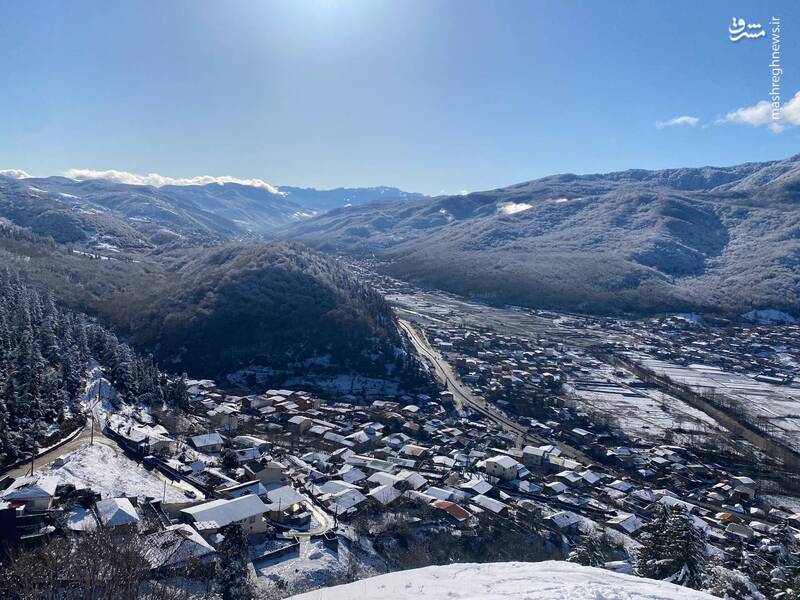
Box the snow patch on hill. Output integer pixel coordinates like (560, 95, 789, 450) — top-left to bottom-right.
(498, 201, 533, 214)
(287, 561, 716, 600)
(742, 309, 797, 324)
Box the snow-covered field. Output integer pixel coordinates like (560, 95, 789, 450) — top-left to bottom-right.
(631, 354, 800, 451)
(287, 561, 715, 600)
(40, 443, 187, 502)
(566, 361, 725, 443)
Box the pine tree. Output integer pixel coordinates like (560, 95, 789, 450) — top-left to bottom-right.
(636, 504, 671, 580)
(0, 267, 190, 464)
(664, 504, 707, 588)
(703, 556, 765, 600)
(568, 529, 606, 567)
(216, 523, 254, 600)
(636, 504, 706, 589)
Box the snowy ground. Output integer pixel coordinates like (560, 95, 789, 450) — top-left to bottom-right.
(78, 362, 118, 428)
(631, 354, 800, 451)
(254, 538, 346, 597)
(40, 443, 188, 502)
(287, 561, 716, 600)
(566, 360, 726, 443)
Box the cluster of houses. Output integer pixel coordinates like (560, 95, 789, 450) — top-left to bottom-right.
(167, 378, 800, 571)
(607, 315, 800, 384)
(3, 350, 800, 578)
(428, 325, 572, 413)
(0, 477, 216, 574)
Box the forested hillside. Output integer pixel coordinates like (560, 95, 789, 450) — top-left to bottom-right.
(122, 242, 413, 379)
(287, 155, 800, 316)
(0, 268, 186, 464)
(0, 221, 413, 386)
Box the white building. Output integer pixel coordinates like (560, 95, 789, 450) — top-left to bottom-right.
(484, 455, 522, 481)
(180, 494, 267, 535)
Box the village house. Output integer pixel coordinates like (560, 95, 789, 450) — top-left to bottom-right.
(288, 415, 313, 435)
(207, 405, 239, 432)
(0, 477, 57, 512)
(180, 494, 268, 536)
(483, 455, 523, 481)
(262, 483, 306, 523)
(190, 432, 224, 453)
(144, 524, 216, 574)
(547, 510, 581, 532)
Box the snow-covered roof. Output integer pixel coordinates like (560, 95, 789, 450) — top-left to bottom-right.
(144, 524, 215, 569)
(607, 512, 645, 533)
(66, 507, 98, 532)
(264, 484, 304, 509)
(181, 494, 266, 527)
(340, 467, 367, 484)
(96, 497, 139, 528)
(486, 455, 521, 469)
(369, 484, 402, 505)
(471, 494, 507, 514)
(1, 476, 58, 499)
(190, 433, 224, 448)
(548, 510, 580, 529)
(218, 480, 268, 498)
(425, 486, 454, 501)
(329, 488, 367, 513)
(367, 472, 401, 487)
(397, 470, 427, 490)
(317, 480, 359, 495)
(459, 478, 493, 495)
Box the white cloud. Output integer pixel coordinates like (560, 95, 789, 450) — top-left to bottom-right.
(781, 91, 800, 127)
(63, 169, 282, 194)
(723, 100, 775, 129)
(722, 91, 800, 133)
(655, 115, 699, 129)
(0, 169, 32, 179)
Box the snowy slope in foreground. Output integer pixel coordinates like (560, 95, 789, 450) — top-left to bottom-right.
(288, 561, 715, 600)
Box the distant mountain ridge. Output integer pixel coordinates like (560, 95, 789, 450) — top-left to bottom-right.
(286, 154, 800, 316)
(0, 172, 424, 247)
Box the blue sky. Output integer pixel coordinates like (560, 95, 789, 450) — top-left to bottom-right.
(1, 0, 799, 194)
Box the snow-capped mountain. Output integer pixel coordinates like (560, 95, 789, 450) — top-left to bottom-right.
(0, 170, 424, 247)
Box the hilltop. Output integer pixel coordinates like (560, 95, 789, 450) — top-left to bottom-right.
(288, 561, 717, 600)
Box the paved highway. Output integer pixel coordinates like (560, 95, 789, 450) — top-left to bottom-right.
(399, 319, 593, 463)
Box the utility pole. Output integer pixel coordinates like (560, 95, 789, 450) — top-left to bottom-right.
(28, 444, 36, 477)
